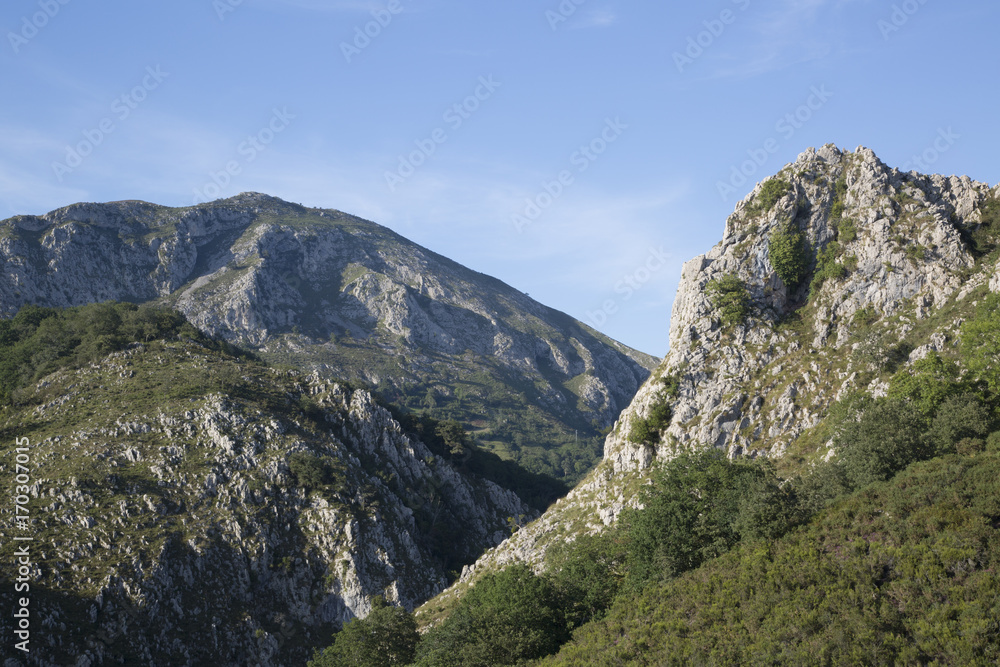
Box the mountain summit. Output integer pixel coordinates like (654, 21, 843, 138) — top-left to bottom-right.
(430, 143, 1000, 595)
(0, 195, 657, 482)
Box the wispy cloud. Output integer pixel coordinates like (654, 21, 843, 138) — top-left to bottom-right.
(572, 9, 618, 29)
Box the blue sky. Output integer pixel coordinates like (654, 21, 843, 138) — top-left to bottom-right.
(2, 0, 998, 356)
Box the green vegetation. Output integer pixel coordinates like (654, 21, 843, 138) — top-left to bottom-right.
(413, 565, 571, 666)
(809, 241, 848, 296)
(373, 287, 1000, 666)
(543, 451, 1000, 666)
(705, 274, 752, 327)
(768, 221, 810, 291)
(961, 194, 1000, 258)
(621, 450, 799, 592)
(386, 410, 568, 511)
(746, 178, 792, 216)
(288, 451, 348, 500)
(627, 400, 671, 446)
(960, 292, 1000, 393)
(309, 597, 418, 666)
(0, 302, 251, 405)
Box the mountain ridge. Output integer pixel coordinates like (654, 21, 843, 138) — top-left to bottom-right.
(0, 195, 657, 484)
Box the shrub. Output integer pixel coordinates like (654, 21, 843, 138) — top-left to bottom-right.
(956, 438, 986, 455)
(794, 459, 851, 514)
(768, 222, 810, 291)
(705, 274, 751, 327)
(288, 452, 346, 497)
(924, 393, 992, 455)
(415, 565, 570, 666)
(747, 178, 792, 216)
(548, 532, 628, 627)
(960, 292, 1000, 393)
(309, 596, 418, 666)
(838, 218, 858, 242)
(622, 449, 797, 592)
(809, 241, 847, 296)
(837, 398, 928, 488)
(887, 353, 964, 418)
(627, 396, 672, 445)
(987, 432, 1000, 453)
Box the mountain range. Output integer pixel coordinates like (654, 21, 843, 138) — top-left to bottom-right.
(0, 195, 657, 485)
(3, 143, 1000, 665)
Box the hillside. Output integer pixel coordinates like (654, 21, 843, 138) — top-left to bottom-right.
(0, 195, 657, 485)
(541, 450, 1000, 665)
(418, 144, 1000, 627)
(0, 303, 556, 666)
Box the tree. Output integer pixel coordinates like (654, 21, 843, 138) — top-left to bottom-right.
(548, 531, 628, 626)
(961, 292, 1000, 394)
(924, 393, 993, 455)
(309, 596, 418, 667)
(888, 353, 964, 418)
(705, 274, 752, 327)
(768, 221, 809, 291)
(415, 565, 569, 666)
(838, 398, 927, 488)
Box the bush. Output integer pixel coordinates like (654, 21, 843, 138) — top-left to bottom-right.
(987, 432, 1000, 453)
(809, 241, 847, 296)
(924, 393, 992, 455)
(705, 274, 751, 327)
(288, 452, 346, 497)
(793, 459, 851, 514)
(747, 178, 792, 216)
(309, 596, 418, 666)
(768, 222, 810, 291)
(837, 398, 928, 488)
(627, 396, 672, 445)
(887, 353, 964, 418)
(548, 532, 628, 627)
(415, 565, 570, 666)
(622, 449, 797, 592)
(960, 292, 1000, 393)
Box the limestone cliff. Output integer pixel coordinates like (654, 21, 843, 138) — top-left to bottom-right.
(434, 144, 1000, 600)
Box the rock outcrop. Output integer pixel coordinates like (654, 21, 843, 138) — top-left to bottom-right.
(0, 338, 533, 666)
(436, 144, 1000, 595)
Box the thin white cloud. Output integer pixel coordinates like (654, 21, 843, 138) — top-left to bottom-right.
(571, 9, 618, 29)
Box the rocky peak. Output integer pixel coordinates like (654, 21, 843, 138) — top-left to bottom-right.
(439, 144, 1000, 589)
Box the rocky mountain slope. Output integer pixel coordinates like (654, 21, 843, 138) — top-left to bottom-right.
(421, 144, 1000, 617)
(0, 195, 657, 484)
(0, 306, 537, 666)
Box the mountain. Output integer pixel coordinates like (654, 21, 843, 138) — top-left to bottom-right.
(0, 194, 657, 485)
(418, 144, 1000, 628)
(0, 303, 549, 665)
